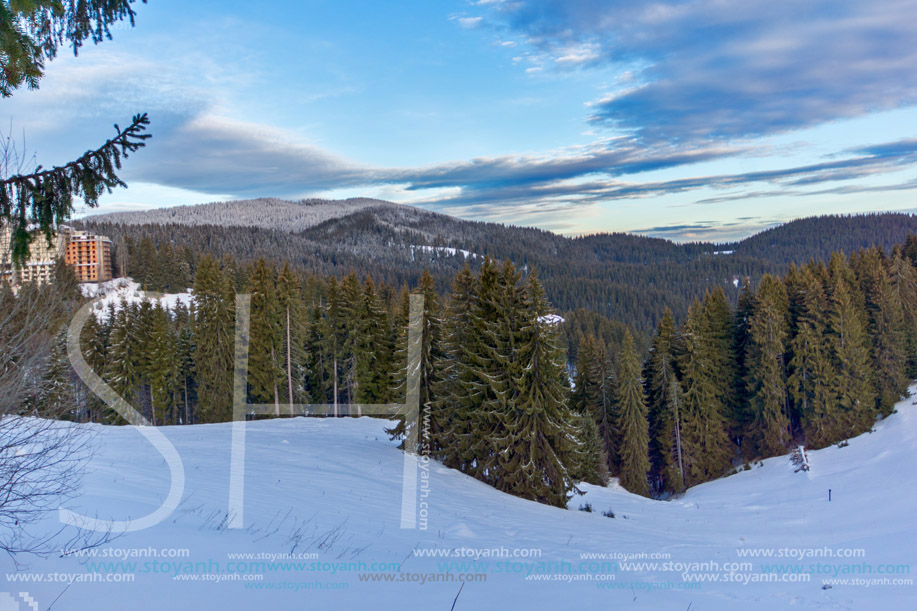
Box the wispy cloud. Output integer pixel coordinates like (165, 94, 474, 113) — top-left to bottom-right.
(476, 0, 917, 143)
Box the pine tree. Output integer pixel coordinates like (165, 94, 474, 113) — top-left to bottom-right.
(614, 330, 650, 496)
(314, 276, 345, 414)
(788, 265, 839, 449)
(732, 278, 757, 442)
(105, 300, 138, 423)
(498, 269, 580, 506)
(888, 250, 917, 378)
(147, 303, 180, 425)
(81, 308, 111, 422)
(853, 248, 908, 415)
(465, 258, 519, 482)
(247, 259, 283, 414)
(826, 261, 876, 437)
(573, 335, 617, 473)
(388, 270, 442, 452)
(677, 299, 734, 486)
(38, 329, 81, 420)
(570, 412, 609, 486)
(176, 314, 197, 424)
(339, 272, 362, 409)
(702, 287, 741, 439)
(572, 334, 598, 414)
(644, 308, 683, 493)
(276, 262, 307, 412)
(431, 265, 477, 465)
(192, 255, 235, 423)
(353, 277, 394, 407)
(744, 274, 791, 457)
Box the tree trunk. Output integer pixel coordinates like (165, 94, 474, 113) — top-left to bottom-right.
(287, 306, 294, 415)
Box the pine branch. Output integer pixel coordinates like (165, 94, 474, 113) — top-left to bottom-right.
(0, 112, 150, 262)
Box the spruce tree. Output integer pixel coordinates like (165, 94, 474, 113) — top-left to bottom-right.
(39, 329, 80, 420)
(744, 274, 791, 457)
(247, 259, 283, 414)
(702, 287, 741, 439)
(826, 262, 876, 437)
(431, 264, 477, 465)
(147, 303, 179, 425)
(677, 299, 734, 486)
(732, 278, 757, 442)
(339, 272, 362, 408)
(353, 277, 394, 407)
(569, 412, 609, 486)
(853, 248, 908, 415)
(573, 335, 617, 473)
(388, 269, 442, 452)
(498, 270, 580, 507)
(105, 300, 138, 423)
(192, 256, 235, 423)
(888, 251, 917, 378)
(613, 330, 650, 496)
(572, 334, 598, 414)
(788, 265, 840, 449)
(276, 262, 307, 412)
(645, 308, 682, 493)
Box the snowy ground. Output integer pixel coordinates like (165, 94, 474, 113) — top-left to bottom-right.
(80, 278, 193, 319)
(3, 389, 917, 610)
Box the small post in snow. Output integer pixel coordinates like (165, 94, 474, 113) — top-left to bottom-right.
(828, 489, 832, 502)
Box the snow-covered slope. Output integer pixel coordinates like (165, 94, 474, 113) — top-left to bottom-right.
(4, 389, 917, 610)
(80, 278, 193, 318)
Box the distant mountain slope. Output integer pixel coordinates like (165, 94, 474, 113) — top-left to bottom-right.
(85, 197, 430, 233)
(78, 199, 917, 341)
(735, 213, 917, 264)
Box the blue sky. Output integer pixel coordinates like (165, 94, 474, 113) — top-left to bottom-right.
(5, 0, 917, 241)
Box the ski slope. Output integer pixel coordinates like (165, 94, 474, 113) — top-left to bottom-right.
(3, 388, 917, 610)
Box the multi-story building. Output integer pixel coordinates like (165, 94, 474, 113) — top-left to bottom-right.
(64, 229, 113, 283)
(0, 225, 113, 286)
(0, 225, 66, 286)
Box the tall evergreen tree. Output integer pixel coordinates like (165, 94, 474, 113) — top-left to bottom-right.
(147, 303, 180, 425)
(498, 270, 580, 507)
(826, 262, 876, 437)
(888, 250, 917, 378)
(353, 277, 394, 407)
(276, 262, 308, 412)
(677, 299, 734, 486)
(431, 265, 477, 464)
(744, 274, 791, 457)
(644, 308, 683, 493)
(388, 270, 443, 451)
(614, 330, 650, 496)
(788, 266, 840, 449)
(247, 259, 283, 414)
(192, 256, 235, 423)
(702, 287, 741, 439)
(853, 248, 908, 415)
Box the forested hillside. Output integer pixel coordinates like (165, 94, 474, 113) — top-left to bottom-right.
(78, 201, 917, 345)
(29, 236, 917, 505)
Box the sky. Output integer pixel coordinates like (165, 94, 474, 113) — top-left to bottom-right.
(4, 0, 917, 242)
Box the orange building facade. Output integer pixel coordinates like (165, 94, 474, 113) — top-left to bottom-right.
(64, 230, 113, 283)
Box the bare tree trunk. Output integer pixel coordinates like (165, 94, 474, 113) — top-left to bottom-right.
(271, 347, 279, 417)
(184, 378, 190, 425)
(673, 379, 686, 492)
(333, 356, 338, 417)
(286, 306, 294, 416)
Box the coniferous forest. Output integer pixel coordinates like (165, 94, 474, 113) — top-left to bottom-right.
(25, 229, 917, 507)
